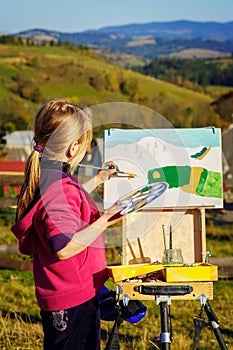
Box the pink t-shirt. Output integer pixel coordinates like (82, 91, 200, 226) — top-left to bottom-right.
(11, 168, 108, 311)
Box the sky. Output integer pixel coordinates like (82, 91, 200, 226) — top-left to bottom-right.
(1, 0, 233, 34)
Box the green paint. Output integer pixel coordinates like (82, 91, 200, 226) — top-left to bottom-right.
(148, 165, 222, 199)
(148, 166, 191, 188)
(195, 168, 208, 195)
(191, 147, 207, 159)
(196, 171, 222, 198)
(141, 185, 150, 192)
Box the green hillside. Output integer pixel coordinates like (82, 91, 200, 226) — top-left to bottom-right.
(0, 43, 224, 133)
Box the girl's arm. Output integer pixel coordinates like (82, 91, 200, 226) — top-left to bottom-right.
(82, 167, 116, 193)
(56, 201, 122, 260)
(82, 161, 118, 193)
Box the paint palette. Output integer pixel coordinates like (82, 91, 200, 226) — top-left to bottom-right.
(119, 182, 168, 215)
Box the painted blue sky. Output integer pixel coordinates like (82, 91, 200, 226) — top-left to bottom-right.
(1, 0, 233, 34)
(105, 128, 221, 148)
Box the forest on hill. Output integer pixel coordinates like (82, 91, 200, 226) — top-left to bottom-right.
(134, 56, 233, 88)
(0, 37, 231, 143)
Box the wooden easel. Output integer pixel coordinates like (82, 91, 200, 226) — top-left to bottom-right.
(113, 207, 227, 349)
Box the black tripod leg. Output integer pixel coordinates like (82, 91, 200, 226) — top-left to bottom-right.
(160, 302, 171, 350)
(204, 302, 228, 350)
(104, 314, 123, 350)
(193, 317, 208, 350)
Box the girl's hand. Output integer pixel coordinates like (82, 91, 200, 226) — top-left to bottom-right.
(98, 201, 123, 228)
(82, 161, 119, 193)
(95, 161, 119, 185)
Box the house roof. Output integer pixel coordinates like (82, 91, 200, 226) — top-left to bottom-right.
(4, 131, 34, 147)
(0, 161, 26, 174)
(2, 130, 34, 161)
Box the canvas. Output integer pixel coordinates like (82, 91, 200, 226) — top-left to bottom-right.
(104, 127, 223, 210)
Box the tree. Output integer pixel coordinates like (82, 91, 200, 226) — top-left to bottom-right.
(105, 72, 119, 92)
(29, 87, 43, 103)
(120, 75, 139, 99)
(0, 98, 31, 131)
(183, 107, 194, 128)
(89, 73, 106, 91)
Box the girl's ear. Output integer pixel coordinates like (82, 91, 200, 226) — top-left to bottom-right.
(66, 140, 80, 158)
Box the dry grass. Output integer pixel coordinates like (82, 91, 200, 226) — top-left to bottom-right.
(1, 278, 232, 349)
(0, 223, 232, 349)
(0, 311, 43, 349)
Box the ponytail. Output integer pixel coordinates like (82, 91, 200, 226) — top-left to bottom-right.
(16, 150, 41, 220)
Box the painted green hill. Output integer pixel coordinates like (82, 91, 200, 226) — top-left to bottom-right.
(0, 43, 223, 133)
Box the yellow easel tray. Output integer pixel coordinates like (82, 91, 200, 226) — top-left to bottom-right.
(164, 263, 218, 282)
(108, 263, 218, 283)
(108, 263, 164, 282)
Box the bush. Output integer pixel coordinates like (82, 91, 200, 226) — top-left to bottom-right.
(0, 208, 16, 226)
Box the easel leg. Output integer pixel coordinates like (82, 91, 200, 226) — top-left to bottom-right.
(204, 301, 228, 350)
(194, 295, 228, 350)
(160, 302, 171, 350)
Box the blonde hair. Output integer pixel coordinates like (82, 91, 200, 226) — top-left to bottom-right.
(17, 98, 92, 220)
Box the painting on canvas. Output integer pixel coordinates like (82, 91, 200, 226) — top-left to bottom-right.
(103, 128, 223, 209)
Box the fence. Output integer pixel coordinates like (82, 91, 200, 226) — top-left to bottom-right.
(0, 172, 33, 271)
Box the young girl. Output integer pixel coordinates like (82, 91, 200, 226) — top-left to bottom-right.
(11, 99, 122, 350)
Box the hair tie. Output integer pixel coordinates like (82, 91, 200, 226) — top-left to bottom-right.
(33, 145, 44, 153)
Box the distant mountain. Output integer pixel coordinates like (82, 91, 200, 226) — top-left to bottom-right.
(16, 20, 233, 59)
(97, 20, 233, 41)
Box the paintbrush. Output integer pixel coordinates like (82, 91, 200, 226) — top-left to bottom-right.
(77, 163, 137, 178)
(162, 224, 167, 251)
(127, 238, 151, 264)
(162, 224, 169, 264)
(169, 225, 173, 250)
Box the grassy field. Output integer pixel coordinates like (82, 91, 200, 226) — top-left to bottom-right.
(0, 43, 232, 348)
(0, 221, 232, 349)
